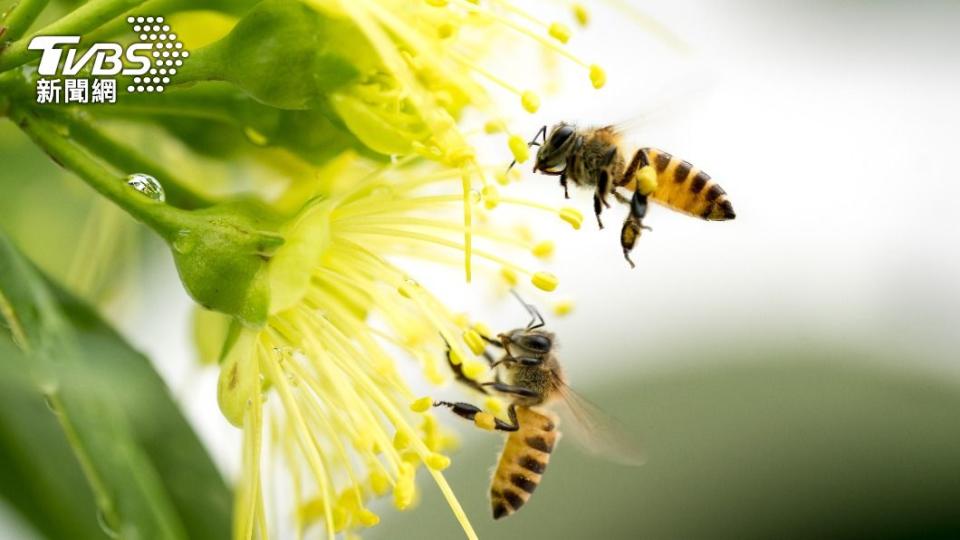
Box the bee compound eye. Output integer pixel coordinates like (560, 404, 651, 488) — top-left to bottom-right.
(519, 334, 551, 353)
(550, 125, 574, 147)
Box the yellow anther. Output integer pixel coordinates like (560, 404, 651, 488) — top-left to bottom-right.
(463, 329, 486, 355)
(369, 471, 391, 496)
(508, 134, 530, 163)
(495, 171, 510, 185)
(425, 0, 448, 6)
(462, 360, 488, 380)
(393, 429, 412, 450)
(474, 412, 497, 431)
(559, 207, 583, 229)
(589, 64, 606, 89)
(484, 119, 505, 134)
(425, 363, 446, 385)
(401, 450, 420, 465)
(548, 22, 571, 44)
(337, 489, 362, 511)
(500, 266, 518, 286)
(573, 3, 589, 26)
(532, 271, 559, 292)
(426, 452, 452, 471)
(410, 396, 433, 413)
(482, 184, 500, 210)
(357, 508, 380, 527)
(472, 322, 493, 339)
(437, 22, 456, 39)
(447, 346, 465, 366)
(532, 240, 555, 259)
(637, 165, 659, 195)
(553, 299, 574, 316)
(484, 397, 504, 414)
(452, 312, 470, 328)
(521, 90, 541, 113)
(393, 463, 416, 510)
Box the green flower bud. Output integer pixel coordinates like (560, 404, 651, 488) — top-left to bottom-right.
(167, 200, 284, 326)
(185, 0, 382, 110)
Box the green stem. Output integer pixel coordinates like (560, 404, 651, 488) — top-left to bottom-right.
(0, 0, 149, 73)
(11, 107, 189, 240)
(38, 108, 217, 209)
(1, 0, 50, 43)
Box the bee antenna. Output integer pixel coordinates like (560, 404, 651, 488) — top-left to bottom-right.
(509, 289, 545, 330)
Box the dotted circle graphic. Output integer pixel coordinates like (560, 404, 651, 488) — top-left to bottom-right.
(125, 16, 186, 93)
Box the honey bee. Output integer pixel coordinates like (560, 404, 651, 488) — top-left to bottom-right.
(514, 123, 736, 267)
(434, 293, 643, 519)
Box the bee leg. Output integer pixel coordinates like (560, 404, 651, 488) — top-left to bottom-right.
(593, 193, 604, 229)
(560, 172, 570, 199)
(434, 401, 520, 432)
(613, 189, 630, 205)
(481, 382, 541, 400)
(619, 191, 651, 269)
(442, 335, 490, 394)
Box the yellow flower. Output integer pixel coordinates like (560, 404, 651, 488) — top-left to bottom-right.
(197, 1, 679, 538)
(217, 154, 582, 539)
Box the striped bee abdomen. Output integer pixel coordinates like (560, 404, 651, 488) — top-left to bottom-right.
(490, 407, 560, 519)
(641, 148, 736, 221)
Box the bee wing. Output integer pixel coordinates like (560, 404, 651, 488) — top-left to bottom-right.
(606, 72, 716, 139)
(553, 381, 646, 467)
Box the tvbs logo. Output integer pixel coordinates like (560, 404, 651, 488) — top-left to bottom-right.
(27, 16, 188, 104)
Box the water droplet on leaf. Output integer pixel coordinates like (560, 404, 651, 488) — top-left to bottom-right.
(125, 173, 165, 202)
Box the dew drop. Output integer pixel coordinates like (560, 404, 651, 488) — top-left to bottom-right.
(96, 509, 120, 539)
(125, 173, 165, 202)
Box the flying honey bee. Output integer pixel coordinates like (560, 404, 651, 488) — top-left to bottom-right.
(512, 123, 736, 267)
(434, 293, 643, 519)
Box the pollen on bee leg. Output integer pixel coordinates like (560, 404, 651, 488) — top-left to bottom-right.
(637, 165, 658, 195)
(474, 412, 497, 431)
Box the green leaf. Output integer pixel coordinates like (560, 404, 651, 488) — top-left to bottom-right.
(0, 232, 231, 539)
